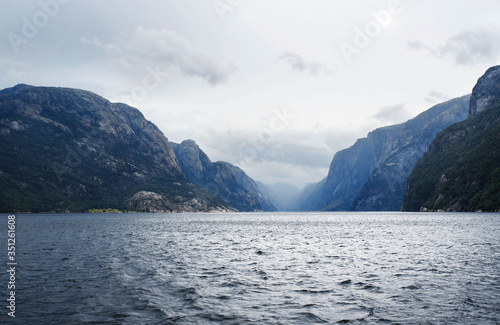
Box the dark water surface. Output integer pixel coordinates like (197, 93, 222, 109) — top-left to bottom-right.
(1, 212, 500, 324)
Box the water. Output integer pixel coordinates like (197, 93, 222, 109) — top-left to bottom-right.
(1, 212, 500, 324)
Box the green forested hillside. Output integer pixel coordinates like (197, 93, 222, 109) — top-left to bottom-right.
(402, 100, 500, 212)
(0, 84, 229, 213)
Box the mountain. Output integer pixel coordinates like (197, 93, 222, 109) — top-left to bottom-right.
(402, 65, 500, 212)
(296, 95, 470, 211)
(469, 65, 500, 116)
(222, 163, 277, 211)
(292, 179, 326, 211)
(0, 84, 232, 213)
(171, 140, 276, 212)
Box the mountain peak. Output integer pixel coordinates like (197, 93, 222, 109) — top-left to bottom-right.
(469, 65, 500, 116)
(403, 66, 500, 211)
(172, 140, 277, 211)
(0, 84, 232, 212)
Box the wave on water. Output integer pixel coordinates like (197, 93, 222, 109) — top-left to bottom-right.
(7, 212, 500, 324)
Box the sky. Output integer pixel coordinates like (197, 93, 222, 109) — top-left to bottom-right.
(1, 0, 500, 189)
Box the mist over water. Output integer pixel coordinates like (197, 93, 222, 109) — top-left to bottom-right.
(3, 212, 500, 324)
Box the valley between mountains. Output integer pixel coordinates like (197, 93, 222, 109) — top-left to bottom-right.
(1, 65, 499, 213)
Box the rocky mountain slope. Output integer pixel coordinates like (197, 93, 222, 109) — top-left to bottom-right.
(402, 65, 500, 212)
(222, 162, 277, 211)
(297, 95, 470, 211)
(0, 84, 231, 213)
(171, 140, 276, 211)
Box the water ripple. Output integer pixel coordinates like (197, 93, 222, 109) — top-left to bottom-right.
(3, 212, 500, 324)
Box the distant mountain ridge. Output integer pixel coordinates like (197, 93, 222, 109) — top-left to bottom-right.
(402, 65, 500, 212)
(297, 95, 470, 211)
(3, 67, 497, 214)
(256, 182, 300, 211)
(222, 162, 277, 211)
(171, 140, 276, 211)
(0, 84, 233, 212)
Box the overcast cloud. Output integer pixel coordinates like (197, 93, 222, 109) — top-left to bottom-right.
(409, 24, 500, 66)
(425, 91, 450, 104)
(1, 0, 499, 188)
(80, 26, 235, 85)
(278, 51, 338, 76)
(370, 104, 412, 125)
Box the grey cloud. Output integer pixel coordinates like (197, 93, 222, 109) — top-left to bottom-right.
(240, 161, 328, 189)
(425, 91, 450, 104)
(278, 51, 338, 76)
(199, 128, 334, 169)
(409, 24, 500, 66)
(177, 126, 364, 188)
(371, 103, 411, 124)
(440, 25, 500, 65)
(0, 59, 31, 85)
(407, 40, 423, 51)
(407, 40, 436, 54)
(81, 26, 236, 85)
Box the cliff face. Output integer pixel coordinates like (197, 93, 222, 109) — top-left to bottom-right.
(297, 95, 470, 211)
(402, 65, 500, 212)
(322, 124, 402, 211)
(469, 66, 500, 116)
(221, 163, 277, 211)
(288, 179, 326, 211)
(0, 84, 230, 213)
(350, 95, 470, 211)
(172, 140, 276, 212)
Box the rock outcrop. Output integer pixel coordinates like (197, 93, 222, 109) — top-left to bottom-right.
(469, 65, 500, 116)
(125, 191, 235, 213)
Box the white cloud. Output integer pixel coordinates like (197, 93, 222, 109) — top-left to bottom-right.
(407, 40, 434, 53)
(425, 91, 450, 104)
(1, 1, 498, 188)
(0, 59, 31, 84)
(370, 103, 412, 124)
(278, 51, 338, 76)
(81, 26, 236, 85)
(201, 128, 333, 169)
(409, 24, 500, 66)
(238, 160, 329, 189)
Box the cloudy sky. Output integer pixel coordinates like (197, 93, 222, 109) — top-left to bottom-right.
(1, 0, 500, 188)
